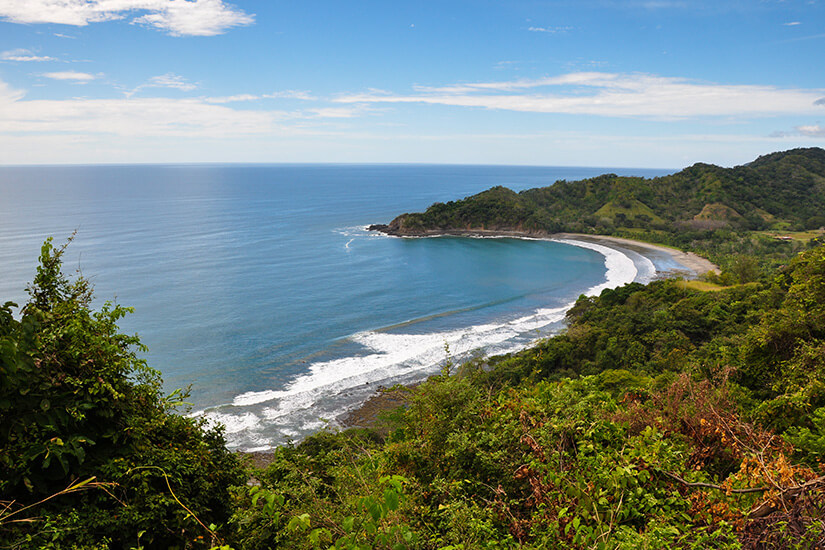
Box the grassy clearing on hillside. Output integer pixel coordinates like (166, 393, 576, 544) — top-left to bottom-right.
(676, 279, 727, 292)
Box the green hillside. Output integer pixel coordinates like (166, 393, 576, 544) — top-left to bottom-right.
(383, 147, 825, 234)
(5, 150, 825, 548)
(375, 148, 825, 278)
(5, 240, 825, 549)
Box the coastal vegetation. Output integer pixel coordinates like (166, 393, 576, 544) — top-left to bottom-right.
(375, 147, 825, 279)
(3, 148, 825, 548)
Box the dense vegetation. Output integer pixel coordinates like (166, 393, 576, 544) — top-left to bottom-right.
(3, 149, 825, 548)
(379, 148, 825, 275)
(225, 246, 825, 549)
(4, 239, 825, 549)
(1, 239, 245, 549)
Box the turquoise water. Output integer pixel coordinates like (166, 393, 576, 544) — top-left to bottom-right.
(0, 164, 671, 448)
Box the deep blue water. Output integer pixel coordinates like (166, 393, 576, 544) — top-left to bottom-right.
(0, 164, 671, 449)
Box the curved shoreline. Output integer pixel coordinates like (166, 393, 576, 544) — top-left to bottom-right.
(240, 228, 719, 452)
(369, 226, 719, 278)
(336, 228, 719, 433)
(555, 233, 718, 277)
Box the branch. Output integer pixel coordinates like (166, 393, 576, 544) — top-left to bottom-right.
(659, 470, 768, 494)
(0, 477, 114, 525)
(749, 475, 825, 519)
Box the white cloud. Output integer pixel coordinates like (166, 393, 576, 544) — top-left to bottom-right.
(0, 95, 283, 138)
(1, 48, 56, 62)
(0, 78, 345, 142)
(42, 71, 97, 81)
(796, 125, 825, 137)
(145, 73, 197, 91)
(263, 90, 316, 101)
(205, 94, 261, 104)
(126, 73, 197, 97)
(0, 80, 26, 102)
(336, 72, 825, 120)
(306, 107, 363, 119)
(0, 0, 254, 36)
(132, 0, 254, 36)
(784, 21, 801, 26)
(528, 26, 573, 33)
(204, 91, 316, 103)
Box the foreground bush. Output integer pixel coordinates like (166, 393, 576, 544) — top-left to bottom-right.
(0, 239, 244, 549)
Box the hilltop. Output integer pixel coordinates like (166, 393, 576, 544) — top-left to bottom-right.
(376, 148, 825, 237)
(4, 150, 825, 548)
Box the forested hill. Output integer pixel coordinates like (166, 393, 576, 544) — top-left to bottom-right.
(376, 147, 825, 237)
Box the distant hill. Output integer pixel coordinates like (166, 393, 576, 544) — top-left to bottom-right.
(376, 148, 825, 236)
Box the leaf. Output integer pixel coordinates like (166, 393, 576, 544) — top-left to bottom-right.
(368, 501, 382, 522)
(67, 476, 96, 491)
(384, 489, 400, 511)
(342, 516, 355, 533)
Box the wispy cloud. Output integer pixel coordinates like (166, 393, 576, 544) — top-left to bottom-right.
(528, 26, 573, 33)
(204, 90, 316, 104)
(0, 0, 254, 36)
(42, 71, 97, 81)
(204, 94, 261, 104)
(0, 91, 283, 139)
(264, 90, 315, 100)
(126, 73, 197, 97)
(145, 73, 197, 91)
(306, 107, 365, 119)
(1, 48, 56, 62)
(796, 125, 825, 137)
(336, 72, 825, 120)
(783, 21, 801, 26)
(0, 78, 356, 142)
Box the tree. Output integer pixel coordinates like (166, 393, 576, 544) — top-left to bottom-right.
(0, 238, 244, 548)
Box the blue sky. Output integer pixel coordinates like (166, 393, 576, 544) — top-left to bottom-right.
(0, 0, 823, 168)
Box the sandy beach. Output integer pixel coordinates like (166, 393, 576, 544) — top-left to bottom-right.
(334, 230, 719, 432)
(374, 227, 720, 278)
(555, 233, 719, 277)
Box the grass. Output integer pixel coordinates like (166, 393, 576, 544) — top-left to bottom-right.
(676, 280, 726, 292)
(755, 230, 825, 242)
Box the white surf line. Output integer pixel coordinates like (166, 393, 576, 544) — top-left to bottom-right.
(230, 238, 642, 408)
(551, 238, 639, 294)
(203, 234, 657, 447)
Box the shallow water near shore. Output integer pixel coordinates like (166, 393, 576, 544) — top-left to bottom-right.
(0, 164, 672, 449)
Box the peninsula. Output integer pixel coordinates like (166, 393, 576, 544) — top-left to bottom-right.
(370, 147, 825, 281)
(4, 148, 825, 549)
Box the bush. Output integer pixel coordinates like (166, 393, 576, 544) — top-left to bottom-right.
(0, 238, 244, 549)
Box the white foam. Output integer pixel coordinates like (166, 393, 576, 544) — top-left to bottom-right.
(202, 410, 262, 434)
(552, 239, 638, 296)
(211, 237, 648, 448)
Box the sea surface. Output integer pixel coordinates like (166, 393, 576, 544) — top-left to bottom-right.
(0, 164, 672, 449)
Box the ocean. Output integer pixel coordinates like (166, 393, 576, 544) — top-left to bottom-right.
(0, 164, 672, 449)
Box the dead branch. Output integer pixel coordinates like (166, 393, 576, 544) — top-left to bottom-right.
(660, 470, 768, 494)
(749, 475, 825, 519)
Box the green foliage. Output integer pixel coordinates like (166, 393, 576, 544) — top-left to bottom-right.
(8, 226, 825, 548)
(0, 238, 244, 549)
(386, 147, 825, 274)
(221, 246, 825, 549)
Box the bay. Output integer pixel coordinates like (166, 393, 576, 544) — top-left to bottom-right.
(0, 164, 671, 448)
